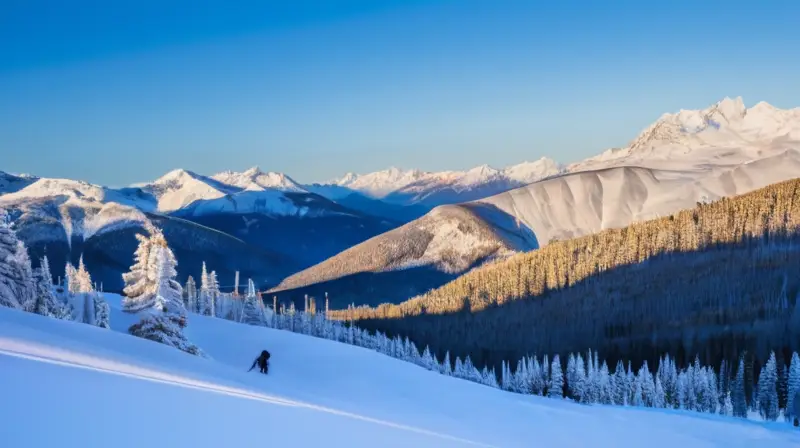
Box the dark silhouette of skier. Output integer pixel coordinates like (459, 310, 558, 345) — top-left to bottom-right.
(248, 350, 270, 374)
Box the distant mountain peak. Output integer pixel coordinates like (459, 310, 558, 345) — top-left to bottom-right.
(212, 168, 305, 193)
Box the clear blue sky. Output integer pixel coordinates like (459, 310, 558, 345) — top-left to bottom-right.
(2, 0, 799, 186)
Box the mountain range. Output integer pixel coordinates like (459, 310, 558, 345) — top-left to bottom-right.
(270, 97, 800, 308)
(2, 96, 799, 305)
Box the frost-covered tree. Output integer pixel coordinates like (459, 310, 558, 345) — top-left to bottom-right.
(64, 262, 79, 295)
(654, 376, 666, 408)
(758, 351, 779, 421)
(32, 256, 71, 319)
(639, 362, 656, 407)
(0, 210, 36, 311)
(571, 354, 588, 402)
(721, 391, 734, 417)
(549, 355, 564, 398)
(441, 351, 453, 376)
(92, 292, 110, 329)
(198, 262, 212, 316)
(598, 361, 613, 405)
(241, 279, 265, 326)
(75, 256, 93, 293)
(788, 352, 800, 422)
(613, 360, 628, 406)
(208, 271, 219, 315)
(122, 225, 201, 356)
(184, 275, 197, 312)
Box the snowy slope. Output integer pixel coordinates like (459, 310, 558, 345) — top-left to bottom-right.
(1, 299, 797, 448)
(313, 158, 564, 207)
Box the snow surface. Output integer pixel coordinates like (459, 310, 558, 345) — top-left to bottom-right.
(2, 296, 798, 447)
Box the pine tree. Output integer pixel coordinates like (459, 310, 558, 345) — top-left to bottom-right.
(549, 354, 564, 398)
(198, 262, 214, 316)
(654, 376, 666, 408)
(75, 255, 93, 293)
(241, 279, 265, 326)
(599, 362, 613, 404)
(122, 225, 201, 356)
(722, 391, 734, 417)
(184, 275, 197, 312)
(92, 292, 110, 329)
(639, 362, 656, 407)
(613, 360, 628, 406)
(788, 352, 800, 422)
(758, 351, 780, 421)
(441, 351, 453, 376)
(208, 271, 219, 317)
(32, 256, 71, 319)
(64, 262, 79, 295)
(0, 210, 36, 311)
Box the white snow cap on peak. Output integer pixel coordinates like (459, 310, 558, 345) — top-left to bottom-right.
(211, 167, 306, 193)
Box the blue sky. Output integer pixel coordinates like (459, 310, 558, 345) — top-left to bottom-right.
(1, 0, 799, 186)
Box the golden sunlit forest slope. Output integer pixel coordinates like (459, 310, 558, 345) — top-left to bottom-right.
(335, 177, 800, 374)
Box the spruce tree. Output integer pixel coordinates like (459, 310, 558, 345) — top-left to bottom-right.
(614, 360, 628, 406)
(184, 275, 197, 312)
(758, 351, 780, 421)
(32, 257, 71, 319)
(0, 210, 36, 311)
(549, 354, 564, 398)
(731, 357, 748, 417)
(75, 256, 93, 293)
(122, 225, 201, 356)
(441, 351, 453, 376)
(788, 352, 800, 422)
(241, 279, 265, 326)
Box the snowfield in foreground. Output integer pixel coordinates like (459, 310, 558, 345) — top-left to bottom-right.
(1, 296, 798, 447)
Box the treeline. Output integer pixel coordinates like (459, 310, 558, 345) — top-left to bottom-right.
(331, 178, 800, 374)
(245, 299, 800, 424)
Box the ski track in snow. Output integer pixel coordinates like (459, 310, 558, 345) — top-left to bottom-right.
(0, 338, 494, 448)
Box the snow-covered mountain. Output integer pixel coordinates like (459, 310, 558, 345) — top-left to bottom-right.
(310, 157, 565, 207)
(273, 98, 800, 307)
(570, 96, 800, 173)
(0, 167, 397, 291)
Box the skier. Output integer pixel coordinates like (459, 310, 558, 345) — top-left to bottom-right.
(248, 350, 270, 374)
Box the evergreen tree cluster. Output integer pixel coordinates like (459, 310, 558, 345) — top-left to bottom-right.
(0, 208, 74, 322)
(326, 177, 800, 373)
(251, 297, 800, 423)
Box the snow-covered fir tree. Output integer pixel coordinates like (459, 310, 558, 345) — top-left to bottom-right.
(731, 356, 748, 418)
(240, 279, 265, 326)
(64, 262, 79, 295)
(441, 351, 453, 376)
(722, 391, 734, 417)
(32, 256, 71, 319)
(549, 355, 564, 398)
(788, 352, 800, 422)
(198, 262, 212, 315)
(122, 225, 201, 356)
(758, 351, 779, 421)
(0, 210, 36, 311)
(75, 256, 93, 293)
(184, 275, 197, 312)
(208, 270, 219, 316)
(613, 360, 627, 406)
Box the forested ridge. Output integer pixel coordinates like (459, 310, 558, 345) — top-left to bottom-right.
(331, 177, 800, 374)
